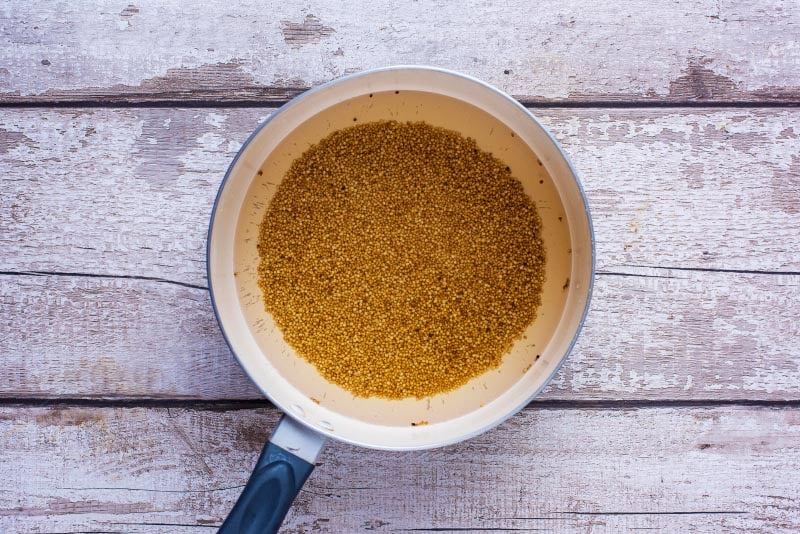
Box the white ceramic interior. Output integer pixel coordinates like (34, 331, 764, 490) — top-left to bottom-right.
(208, 66, 594, 450)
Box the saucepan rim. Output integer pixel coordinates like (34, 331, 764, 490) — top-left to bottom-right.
(206, 65, 596, 450)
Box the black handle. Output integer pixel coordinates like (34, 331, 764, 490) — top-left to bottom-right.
(219, 416, 326, 534)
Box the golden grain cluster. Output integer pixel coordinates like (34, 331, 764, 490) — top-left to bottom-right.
(257, 120, 545, 399)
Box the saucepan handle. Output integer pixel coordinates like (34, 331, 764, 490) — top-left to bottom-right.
(219, 415, 327, 534)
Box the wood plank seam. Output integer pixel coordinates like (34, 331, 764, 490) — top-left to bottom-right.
(3, 399, 800, 409)
(3, 268, 799, 294)
(1, 100, 799, 109)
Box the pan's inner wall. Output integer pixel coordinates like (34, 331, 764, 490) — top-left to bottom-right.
(233, 90, 571, 426)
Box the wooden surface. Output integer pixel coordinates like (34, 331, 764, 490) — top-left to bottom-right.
(2, 1, 799, 104)
(3, 405, 800, 533)
(2, 108, 799, 401)
(1, 1, 799, 532)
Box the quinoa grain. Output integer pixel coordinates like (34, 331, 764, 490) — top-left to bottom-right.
(257, 120, 545, 399)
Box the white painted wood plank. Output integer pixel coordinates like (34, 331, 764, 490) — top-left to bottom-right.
(1, 108, 798, 285)
(1, 107, 798, 400)
(1, 269, 797, 400)
(1, 1, 799, 103)
(0, 274, 258, 399)
(1, 405, 798, 532)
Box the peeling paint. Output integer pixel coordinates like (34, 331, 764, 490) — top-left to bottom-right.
(280, 15, 335, 48)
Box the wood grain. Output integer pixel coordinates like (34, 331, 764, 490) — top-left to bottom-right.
(1, 108, 798, 285)
(1, 268, 798, 401)
(1, 107, 799, 400)
(2, 1, 799, 104)
(3, 2, 799, 531)
(1, 405, 799, 533)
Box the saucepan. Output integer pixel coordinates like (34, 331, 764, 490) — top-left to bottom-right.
(207, 66, 594, 533)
